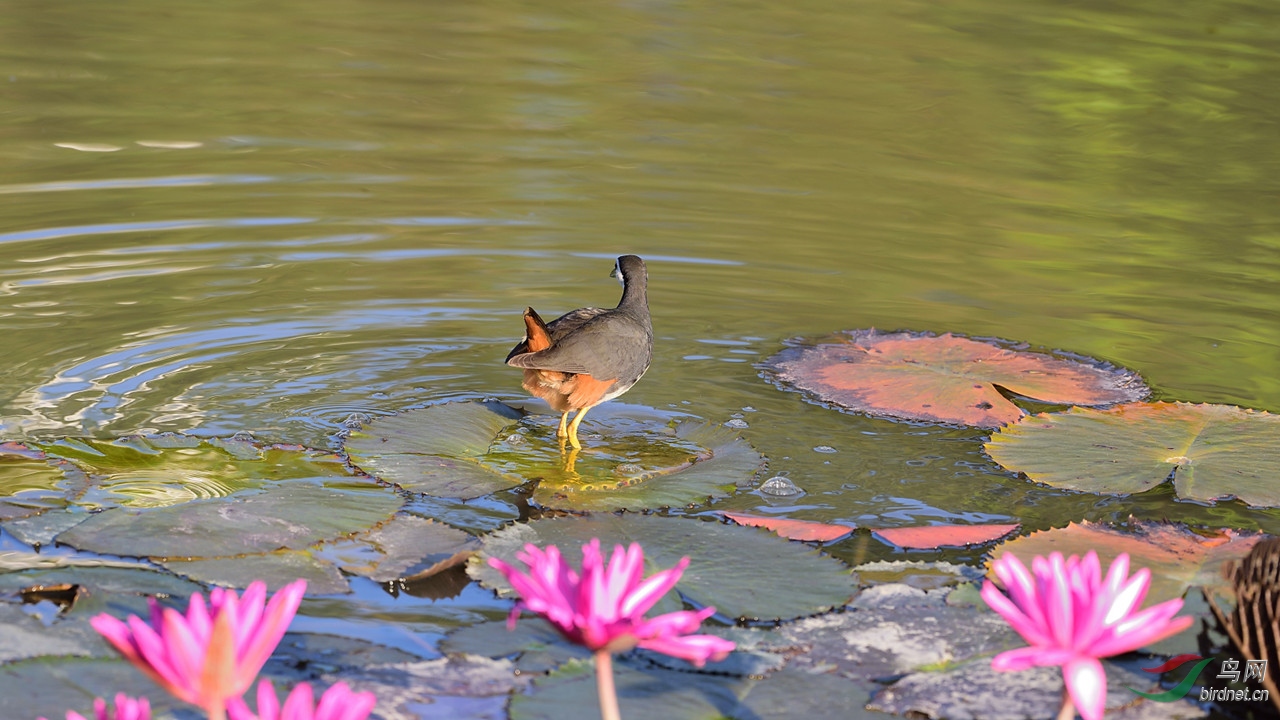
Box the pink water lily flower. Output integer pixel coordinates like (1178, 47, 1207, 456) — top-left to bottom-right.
(226, 679, 376, 720)
(488, 540, 736, 665)
(982, 551, 1193, 720)
(41, 693, 151, 720)
(91, 580, 307, 719)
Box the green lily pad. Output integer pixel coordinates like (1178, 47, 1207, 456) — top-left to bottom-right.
(443, 617, 595, 674)
(986, 402, 1280, 506)
(0, 443, 85, 520)
(0, 656, 193, 720)
(532, 422, 766, 511)
(318, 514, 480, 583)
(160, 548, 352, 594)
(869, 656, 1207, 720)
(35, 435, 351, 510)
(510, 658, 744, 720)
(0, 562, 202, 601)
(0, 602, 113, 662)
(471, 515, 856, 622)
(343, 402, 525, 499)
(57, 478, 402, 559)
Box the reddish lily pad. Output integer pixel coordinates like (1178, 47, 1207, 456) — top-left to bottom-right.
(764, 330, 1147, 428)
(721, 512, 853, 543)
(873, 523, 1020, 550)
(988, 520, 1265, 606)
(986, 402, 1280, 506)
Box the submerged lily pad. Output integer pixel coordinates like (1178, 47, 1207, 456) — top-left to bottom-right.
(989, 521, 1263, 606)
(764, 330, 1147, 428)
(986, 402, 1280, 506)
(58, 478, 402, 560)
(532, 423, 766, 512)
(346, 402, 766, 511)
(343, 402, 525, 499)
(0, 443, 85, 520)
(471, 514, 856, 622)
(35, 435, 349, 510)
(510, 658, 743, 720)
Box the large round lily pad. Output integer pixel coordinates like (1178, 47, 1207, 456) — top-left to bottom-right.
(343, 402, 525, 499)
(471, 514, 856, 622)
(986, 402, 1280, 506)
(764, 330, 1147, 428)
(532, 422, 766, 511)
(57, 478, 402, 559)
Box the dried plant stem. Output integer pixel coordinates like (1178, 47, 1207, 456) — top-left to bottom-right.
(595, 650, 622, 720)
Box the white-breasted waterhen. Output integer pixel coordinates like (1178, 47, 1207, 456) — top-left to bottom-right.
(505, 255, 652, 450)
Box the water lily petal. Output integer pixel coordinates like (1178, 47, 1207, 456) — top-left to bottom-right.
(1063, 657, 1107, 720)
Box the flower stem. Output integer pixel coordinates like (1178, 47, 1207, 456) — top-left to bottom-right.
(1057, 687, 1075, 720)
(594, 649, 622, 720)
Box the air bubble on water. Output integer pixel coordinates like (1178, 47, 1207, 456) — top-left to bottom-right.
(505, 434, 526, 446)
(724, 419, 749, 429)
(813, 445, 837, 454)
(615, 463, 644, 476)
(759, 475, 801, 496)
(230, 431, 256, 443)
(741, 406, 756, 413)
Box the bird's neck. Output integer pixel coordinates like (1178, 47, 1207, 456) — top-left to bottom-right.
(617, 278, 648, 316)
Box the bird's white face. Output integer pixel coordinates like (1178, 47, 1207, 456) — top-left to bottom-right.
(614, 258, 625, 287)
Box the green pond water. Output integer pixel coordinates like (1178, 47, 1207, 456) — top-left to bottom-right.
(2, 0, 1280, 713)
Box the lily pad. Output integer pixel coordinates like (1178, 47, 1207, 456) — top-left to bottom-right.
(869, 656, 1206, 720)
(35, 435, 350, 510)
(873, 523, 1021, 550)
(510, 658, 743, 720)
(772, 584, 1020, 680)
(721, 512, 853, 543)
(986, 402, 1280, 506)
(471, 514, 856, 622)
(531, 423, 766, 512)
(443, 617, 591, 675)
(0, 657, 196, 720)
(57, 478, 402, 560)
(988, 520, 1264, 606)
(160, 549, 352, 594)
(343, 402, 525, 499)
(764, 330, 1147, 428)
(0, 443, 85, 520)
(346, 403, 766, 511)
(318, 514, 480, 583)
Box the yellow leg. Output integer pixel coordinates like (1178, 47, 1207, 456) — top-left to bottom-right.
(557, 412, 569, 438)
(566, 407, 591, 450)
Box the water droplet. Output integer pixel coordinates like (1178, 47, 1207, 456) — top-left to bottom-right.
(724, 419, 749, 429)
(505, 434, 526, 446)
(813, 445, 837, 454)
(759, 475, 801, 496)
